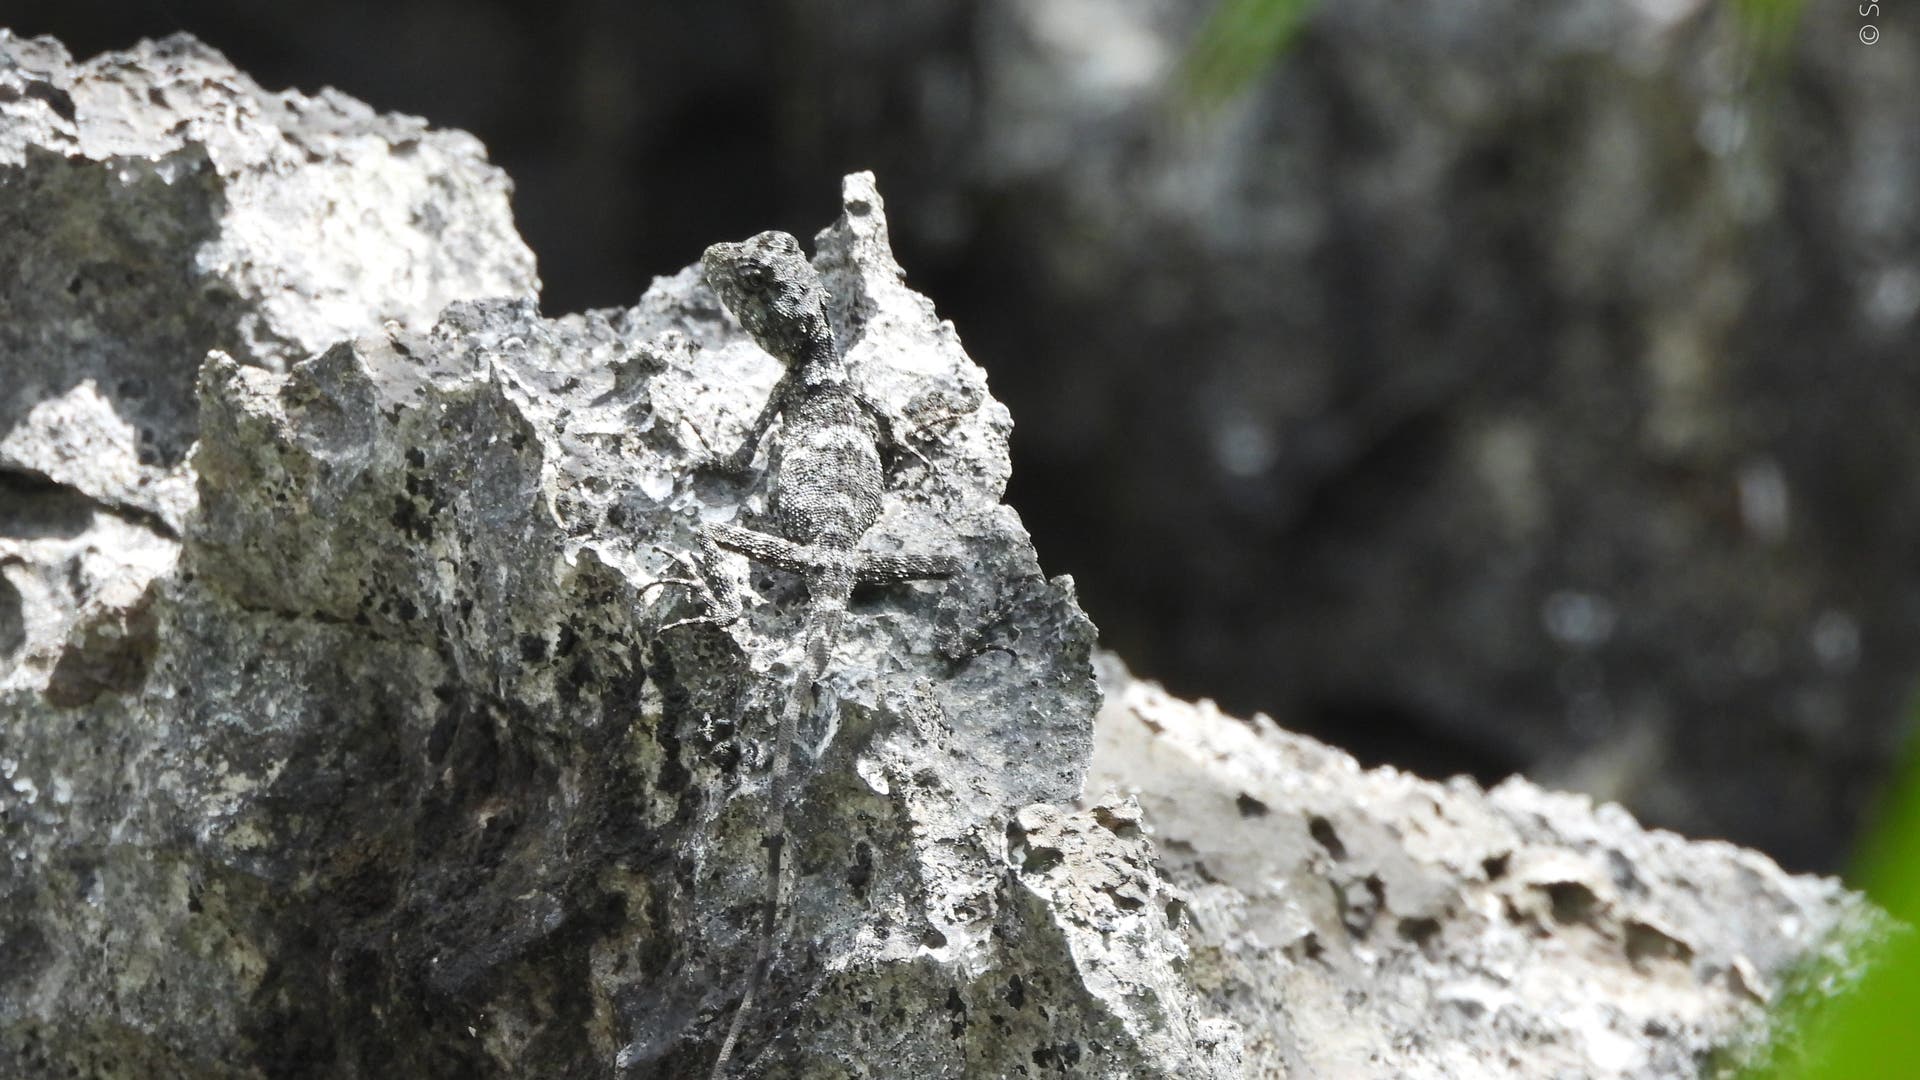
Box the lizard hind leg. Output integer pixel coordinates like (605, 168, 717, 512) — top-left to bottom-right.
(642, 531, 747, 632)
(707, 521, 818, 576)
(856, 549, 960, 584)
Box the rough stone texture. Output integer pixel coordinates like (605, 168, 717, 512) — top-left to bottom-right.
(1087, 660, 1887, 1079)
(7, 0, 1912, 873)
(0, 36, 1236, 1078)
(276, 0, 1902, 870)
(0, 31, 1890, 1080)
(0, 30, 537, 683)
(794, 0, 1920, 873)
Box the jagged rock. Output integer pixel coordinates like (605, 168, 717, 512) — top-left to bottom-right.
(1088, 661, 1887, 1079)
(774, 0, 1920, 871)
(0, 31, 1883, 1080)
(0, 29, 536, 686)
(15, 0, 1907, 871)
(0, 35, 1232, 1079)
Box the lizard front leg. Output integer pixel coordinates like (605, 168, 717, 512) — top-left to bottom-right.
(711, 372, 795, 476)
(709, 523, 959, 586)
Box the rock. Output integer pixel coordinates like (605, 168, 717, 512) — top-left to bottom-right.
(778, 0, 1920, 871)
(0, 35, 1231, 1078)
(0, 31, 1882, 1080)
(15, 0, 1908, 871)
(1087, 660, 1889, 1078)
(0, 29, 536, 688)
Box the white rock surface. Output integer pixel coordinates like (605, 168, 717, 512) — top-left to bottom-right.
(1088, 659, 1883, 1078)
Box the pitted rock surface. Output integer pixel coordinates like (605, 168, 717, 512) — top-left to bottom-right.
(1087, 662, 1888, 1079)
(0, 31, 1885, 1080)
(0, 34, 1238, 1080)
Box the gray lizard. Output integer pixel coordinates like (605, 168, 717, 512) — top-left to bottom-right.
(650, 230, 959, 1078)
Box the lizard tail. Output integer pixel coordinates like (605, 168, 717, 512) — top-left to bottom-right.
(707, 830, 790, 1079)
(709, 580, 850, 1079)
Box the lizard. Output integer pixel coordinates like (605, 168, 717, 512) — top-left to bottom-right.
(647, 230, 960, 1078)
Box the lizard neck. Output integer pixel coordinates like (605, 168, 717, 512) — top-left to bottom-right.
(793, 331, 849, 388)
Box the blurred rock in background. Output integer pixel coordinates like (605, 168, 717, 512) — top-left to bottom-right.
(9, 0, 1916, 870)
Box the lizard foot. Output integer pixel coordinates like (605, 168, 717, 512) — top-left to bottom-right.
(642, 542, 744, 631)
(933, 573, 1056, 666)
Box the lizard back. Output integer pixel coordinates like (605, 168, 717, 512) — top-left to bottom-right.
(773, 384, 884, 550)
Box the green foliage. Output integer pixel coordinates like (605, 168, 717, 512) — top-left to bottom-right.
(1737, 745, 1920, 1077)
(1180, 0, 1807, 111)
(1729, 0, 1806, 57)
(1786, 934, 1920, 1077)
(1180, 0, 1318, 109)
(1786, 758, 1920, 1078)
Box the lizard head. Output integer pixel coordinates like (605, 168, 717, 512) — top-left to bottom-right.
(702, 231, 837, 369)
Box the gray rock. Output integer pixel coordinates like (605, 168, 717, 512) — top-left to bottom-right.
(12, 0, 1904, 870)
(795, 0, 1920, 870)
(1088, 659, 1888, 1079)
(0, 31, 1883, 1080)
(0, 35, 1231, 1078)
(0, 29, 536, 688)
